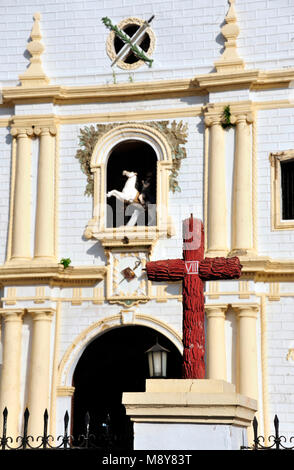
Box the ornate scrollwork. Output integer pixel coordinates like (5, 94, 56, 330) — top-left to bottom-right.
(75, 120, 188, 196)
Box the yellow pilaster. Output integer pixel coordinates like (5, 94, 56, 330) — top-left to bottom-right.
(33, 126, 57, 262)
(234, 304, 259, 400)
(0, 309, 24, 439)
(231, 113, 254, 254)
(9, 127, 33, 262)
(26, 308, 54, 437)
(232, 303, 259, 444)
(205, 115, 228, 256)
(205, 305, 227, 381)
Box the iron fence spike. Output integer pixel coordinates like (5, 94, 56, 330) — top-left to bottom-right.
(274, 414, 280, 449)
(1, 407, 8, 450)
(64, 410, 69, 431)
(43, 408, 48, 448)
(252, 415, 258, 449)
(23, 407, 30, 449)
(274, 414, 279, 427)
(274, 415, 280, 435)
(24, 408, 30, 431)
(63, 411, 70, 449)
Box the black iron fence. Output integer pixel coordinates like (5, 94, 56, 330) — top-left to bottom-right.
(1, 407, 294, 451)
(242, 415, 294, 450)
(0, 407, 113, 451)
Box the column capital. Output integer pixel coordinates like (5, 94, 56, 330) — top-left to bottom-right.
(230, 112, 254, 125)
(204, 114, 223, 127)
(57, 386, 75, 397)
(205, 304, 227, 318)
(10, 127, 34, 137)
(231, 303, 259, 318)
(27, 308, 55, 321)
(33, 125, 57, 136)
(0, 308, 25, 321)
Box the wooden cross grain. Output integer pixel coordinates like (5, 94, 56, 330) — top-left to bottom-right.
(146, 215, 242, 379)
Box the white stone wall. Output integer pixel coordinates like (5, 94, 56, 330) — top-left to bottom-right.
(257, 106, 294, 259)
(0, 0, 293, 86)
(0, 0, 294, 446)
(267, 297, 294, 434)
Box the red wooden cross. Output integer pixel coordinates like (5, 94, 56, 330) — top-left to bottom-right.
(146, 215, 242, 379)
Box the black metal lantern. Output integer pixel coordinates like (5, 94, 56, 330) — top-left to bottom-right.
(145, 338, 170, 378)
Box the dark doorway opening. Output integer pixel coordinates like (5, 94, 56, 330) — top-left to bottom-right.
(106, 140, 157, 228)
(72, 325, 182, 450)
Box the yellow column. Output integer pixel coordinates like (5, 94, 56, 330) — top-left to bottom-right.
(0, 309, 24, 439)
(233, 304, 259, 446)
(10, 127, 33, 262)
(231, 113, 254, 254)
(205, 115, 228, 256)
(205, 305, 227, 380)
(27, 309, 54, 437)
(33, 126, 56, 262)
(234, 304, 259, 400)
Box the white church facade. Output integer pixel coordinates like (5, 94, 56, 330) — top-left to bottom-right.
(0, 0, 294, 450)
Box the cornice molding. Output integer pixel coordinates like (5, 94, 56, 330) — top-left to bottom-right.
(0, 265, 106, 286)
(2, 79, 201, 105)
(2, 68, 294, 105)
(240, 258, 294, 281)
(0, 258, 293, 285)
(1, 100, 294, 129)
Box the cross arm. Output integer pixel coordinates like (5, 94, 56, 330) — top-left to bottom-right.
(199, 256, 242, 281)
(146, 259, 185, 282)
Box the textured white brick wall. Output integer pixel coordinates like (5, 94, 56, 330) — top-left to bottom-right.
(257, 107, 294, 259)
(267, 297, 294, 436)
(0, 0, 293, 86)
(1, 0, 294, 446)
(58, 123, 95, 264)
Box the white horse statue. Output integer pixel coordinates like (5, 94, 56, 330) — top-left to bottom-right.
(107, 170, 144, 226)
(107, 170, 141, 204)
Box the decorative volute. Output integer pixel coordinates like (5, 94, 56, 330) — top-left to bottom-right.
(19, 12, 50, 87)
(214, 0, 245, 73)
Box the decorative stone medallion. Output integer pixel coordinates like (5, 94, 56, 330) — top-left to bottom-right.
(104, 16, 156, 70)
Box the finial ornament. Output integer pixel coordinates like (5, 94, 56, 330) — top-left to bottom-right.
(214, 0, 245, 73)
(19, 12, 50, 87)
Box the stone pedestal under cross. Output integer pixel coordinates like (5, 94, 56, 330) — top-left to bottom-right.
(146, 215, 242, 379)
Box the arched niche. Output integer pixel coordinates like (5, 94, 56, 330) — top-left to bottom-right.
(56, 315, 182, 447)
(71, 325, 182, 449)
(106, 139, 157, 228)
(83, 123, 174, 248)
(58, 314, 182, 390)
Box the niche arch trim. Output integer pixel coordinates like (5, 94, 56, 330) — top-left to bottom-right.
(84, 123, 174, 247)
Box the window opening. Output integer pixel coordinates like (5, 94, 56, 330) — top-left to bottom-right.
(281, 159, 294, 220)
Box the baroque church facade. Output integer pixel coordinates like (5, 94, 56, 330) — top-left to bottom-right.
(0, 0, 294, 450)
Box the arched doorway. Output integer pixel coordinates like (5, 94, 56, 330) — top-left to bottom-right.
(71, 325, 182, 450)
(106, 140, 157, 228)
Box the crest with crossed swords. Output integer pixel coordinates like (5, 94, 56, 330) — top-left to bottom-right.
(102, 15, 155, 68)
